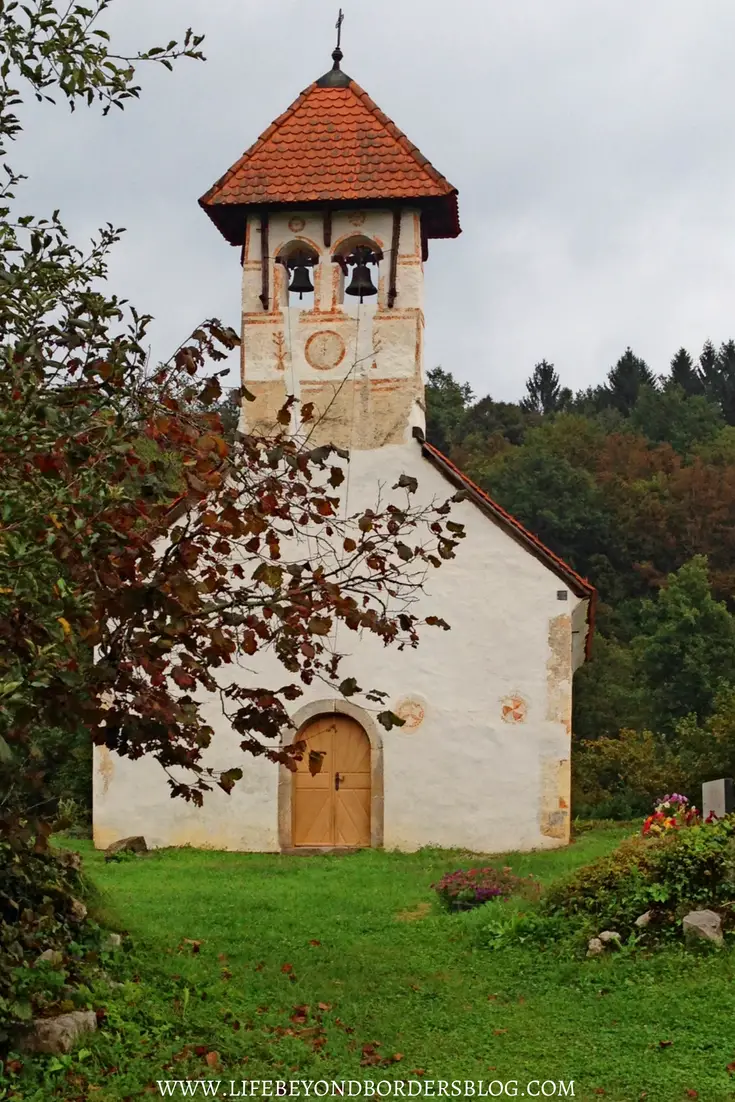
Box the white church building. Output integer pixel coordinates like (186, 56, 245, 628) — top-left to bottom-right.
(93, 42, 595, 856)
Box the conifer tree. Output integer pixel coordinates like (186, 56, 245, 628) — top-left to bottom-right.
(520, 360, 571, 415)
(668, 347, 703, 396)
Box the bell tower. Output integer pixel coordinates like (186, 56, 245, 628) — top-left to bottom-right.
(199, 32, 460, 451)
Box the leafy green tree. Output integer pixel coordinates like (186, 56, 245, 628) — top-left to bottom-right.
(424, 366, 473, 453)
(667, 347, 703, 396)
(479, 447, 611, 582)
(629, 385, 723, 454)
(520, 360, 572, 415)
(460, 396, 531, 448)
(572, 631, 651, 742)
(634, 556, 735, 732)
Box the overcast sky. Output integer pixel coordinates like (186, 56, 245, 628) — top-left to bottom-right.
(15, 0, 735, 401)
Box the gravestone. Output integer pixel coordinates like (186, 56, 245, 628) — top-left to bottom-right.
(702, 778, 735, 820)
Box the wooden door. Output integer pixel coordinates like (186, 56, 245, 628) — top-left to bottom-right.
(292, 715, 371, 848)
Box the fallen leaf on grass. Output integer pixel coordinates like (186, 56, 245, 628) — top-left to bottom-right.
(686, 1091, 699, 1099)
(658, 1040, 673, 1048)
(360, 1042, 382, 1067)
(218, 953, 228, 963)
(221, 969, 233, 981)
(487, 994, 498, 1001)
(181, 939, 203, 954)
(254, 961, 265, 972)
(281, 963, 293, 973)
(205, 1052, 220, 1069)
(291, 1005, 309, 1025)
(309, 939, 321, 947)
(411, 1069, 426, 1077)
(317, 1002, 332, 1011)
(727, 1062, 735, 1074)
(593, 1091, 605, 1097)
(493, 1029, 507, 1035)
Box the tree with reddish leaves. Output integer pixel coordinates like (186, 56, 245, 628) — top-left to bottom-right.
(0, 5, 464, 844)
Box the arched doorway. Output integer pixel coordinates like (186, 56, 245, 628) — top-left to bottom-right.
(291, 714, 371, 848)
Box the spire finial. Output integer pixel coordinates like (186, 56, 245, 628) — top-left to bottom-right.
(332, 9, 344, 69)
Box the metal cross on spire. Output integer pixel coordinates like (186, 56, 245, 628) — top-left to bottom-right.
(331, 9, 344, 69)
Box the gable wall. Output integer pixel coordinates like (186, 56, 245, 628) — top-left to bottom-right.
(93, 442, 583, 855)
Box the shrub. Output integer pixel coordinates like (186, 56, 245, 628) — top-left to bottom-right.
(572, 728, 688, 819)
(0, 837, 97, 1044)
(543, 816, 735, 934)
(432, 865, 539, 912)
(476, 910, 568, 951)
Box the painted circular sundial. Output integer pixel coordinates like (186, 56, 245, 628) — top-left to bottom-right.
(394, 697, 426, 732)
(288, 216, 306, 233)
(501, 694, 528, 724)
(305, 330, 346, 371)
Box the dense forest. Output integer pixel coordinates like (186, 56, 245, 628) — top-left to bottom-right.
(424, 341, 735, 816)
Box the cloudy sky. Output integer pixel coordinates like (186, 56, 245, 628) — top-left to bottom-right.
(16, 0, 735, 401)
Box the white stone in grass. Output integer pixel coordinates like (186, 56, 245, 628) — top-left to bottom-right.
(634, 911, 652, 928)
(598, 930, 622, 947)
(586, 937, 604, 957)
(35, 949, 64, 967)
(682, 909, 723, 946)
(20, 1011, 97, 1055)
(69, 898, 87, 922)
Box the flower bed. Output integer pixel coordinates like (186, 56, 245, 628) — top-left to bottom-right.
(642, 793, 701, 836)
(432, 865, 538, 912)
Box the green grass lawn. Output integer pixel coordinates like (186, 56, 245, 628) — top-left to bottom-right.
(7, 825, 735, 1102)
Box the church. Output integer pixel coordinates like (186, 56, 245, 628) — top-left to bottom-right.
(92, 38, 596, 856)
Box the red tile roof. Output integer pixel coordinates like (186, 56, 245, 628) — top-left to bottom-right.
(420, 439, 597, 654)
(200, 76, 460, 246)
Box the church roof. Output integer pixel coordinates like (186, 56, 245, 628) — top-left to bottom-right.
(199, 62, 460, 247)
(420, 438, 597, 654)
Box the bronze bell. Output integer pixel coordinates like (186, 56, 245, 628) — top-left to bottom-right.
(345, 245, 378, 302)
(288, 263, 314, 299)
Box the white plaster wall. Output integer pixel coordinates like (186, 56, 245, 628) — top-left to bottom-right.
(94, 440, 583, 856)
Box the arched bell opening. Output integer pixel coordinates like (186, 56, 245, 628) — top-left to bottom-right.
(332, 235, 384, 313)
(277, 240, 321, 310)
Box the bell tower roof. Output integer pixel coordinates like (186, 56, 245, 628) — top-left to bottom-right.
(199, 58, 460, 247)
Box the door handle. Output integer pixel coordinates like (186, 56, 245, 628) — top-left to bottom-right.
(334, 772, 342, 791)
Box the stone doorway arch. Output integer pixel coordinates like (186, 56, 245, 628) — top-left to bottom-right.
(278, 699, 384, 853)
